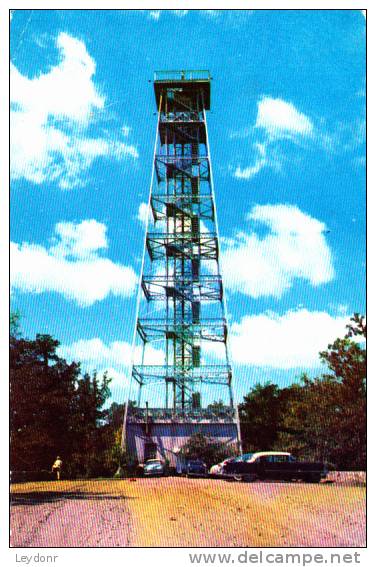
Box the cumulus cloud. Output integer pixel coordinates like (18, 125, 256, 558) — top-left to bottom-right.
(221, 204, 334, 298)
(49, 219, 108, 259)
(256, 96, 313, 139)
(59, 338, 165, 396)
(229, 309, 351, 369)
(10, 32, 138, 189)
(60, 337, 164, 368)
(234, 96, 313, 180)
(11, 32, 104, 123)
(11, 220, 138, 306)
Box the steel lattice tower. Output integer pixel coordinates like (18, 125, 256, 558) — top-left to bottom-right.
(122, 70, 241, 466)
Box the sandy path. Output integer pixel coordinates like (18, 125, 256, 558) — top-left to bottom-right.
(10, 478, 366, 548)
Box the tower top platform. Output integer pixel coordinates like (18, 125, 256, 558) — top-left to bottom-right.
(154, 70, 211, 110)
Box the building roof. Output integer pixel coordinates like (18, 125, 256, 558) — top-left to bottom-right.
(153, 69, 211, 110)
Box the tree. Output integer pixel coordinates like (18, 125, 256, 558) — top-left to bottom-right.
(68, 371, 112, 477)
(207, 400, 226, 413)
(10, 334, 79, 472)
(10, 332, 113, 478)
(317, 314, 366, 469)
(239, 382, 284, 452)
(278, 314, 366, 469)
(278, 377, 340, 462)
(106, 401, 126, 430)
(180, 433, 235, 467)
(238, 314, 366, 470)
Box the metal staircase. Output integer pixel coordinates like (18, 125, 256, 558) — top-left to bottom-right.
(123, 71, 241, 460)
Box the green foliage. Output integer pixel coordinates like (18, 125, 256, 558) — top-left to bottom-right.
(10, 334, 79, 472)
(10, 332, 114, 478)
(239, 383, 284, 452)
(10, 310, 22, 338)
(180, 433, 236, 468)
(239, 314, 366, 470)
(207, 399, 226, 412)
(316, 313, 366, 469)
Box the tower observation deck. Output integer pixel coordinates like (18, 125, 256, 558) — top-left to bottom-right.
(122, 70, 241, 467)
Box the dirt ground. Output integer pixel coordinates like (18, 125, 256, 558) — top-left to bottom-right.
(10, 477, 366, 548)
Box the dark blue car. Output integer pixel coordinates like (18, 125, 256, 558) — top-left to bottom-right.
(186, 459, 207, 477)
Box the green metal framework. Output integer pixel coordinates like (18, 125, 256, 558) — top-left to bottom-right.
(123, 70, 238, 430)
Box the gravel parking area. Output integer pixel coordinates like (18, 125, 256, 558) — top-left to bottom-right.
(10, 476, 366, 548)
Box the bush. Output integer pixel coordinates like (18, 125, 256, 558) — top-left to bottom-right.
(180, 433, 236, 468)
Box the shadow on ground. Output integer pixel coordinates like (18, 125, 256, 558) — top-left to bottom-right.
(11, 492, 137, 506)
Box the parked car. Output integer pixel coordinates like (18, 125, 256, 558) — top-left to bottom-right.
(142, 459, 166, 477)
(186, 459, 208, 477)
(209, 453, 254, 476)
(222, 451, 328, 483)
(209, 456, 237, 476)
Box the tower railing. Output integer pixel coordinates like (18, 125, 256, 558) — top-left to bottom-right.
(127, 406, 236, 423)
(154, 70, 211, 82)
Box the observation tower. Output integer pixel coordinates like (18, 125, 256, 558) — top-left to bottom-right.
(122, 70, 241, 467)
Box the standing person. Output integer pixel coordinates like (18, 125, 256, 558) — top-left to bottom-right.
(51, 456, 63, 480)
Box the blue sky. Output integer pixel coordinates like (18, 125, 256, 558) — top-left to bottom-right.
(10, 9, 366, 404)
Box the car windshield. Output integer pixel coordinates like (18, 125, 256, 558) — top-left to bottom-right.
(234, 453, 254, 462)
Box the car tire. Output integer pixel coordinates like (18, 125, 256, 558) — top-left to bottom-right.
(306, 474, 321, 483)
(233, 474, 243, 482)
(244, 474, 258, 482)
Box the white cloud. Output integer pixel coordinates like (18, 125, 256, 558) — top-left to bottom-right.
(50, 219, 108, 259)
(171, 10, 189, 17)
(229, 309, 350, 369)
(59, 338, 164, 397)
(60, 338, 131, 368)
(11, 32, 104, 124)
(233, 96, 313, 180)
(112, 141, 139, 160)
(149, 11, 161, 20)
(234, 143, 268, 180)
(222, 204, 334, 298)
(11, 220, 138, 306)
(60, 338, 164, 368)
(256, 96, 313, 139)
(137, 202, 149, 227)
(148, 10, 190, 21)
(10, 32, 138, 189)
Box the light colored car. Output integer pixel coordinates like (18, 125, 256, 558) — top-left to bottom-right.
(209, 453, 269, 476)
(143, 459, 166, 477)
(209, 456, 238, 476)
